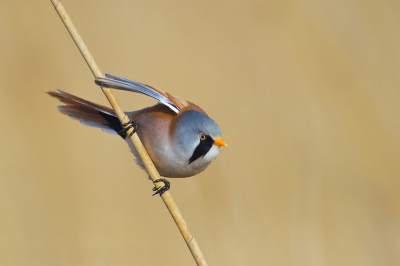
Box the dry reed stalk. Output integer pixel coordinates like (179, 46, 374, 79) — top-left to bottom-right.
(49, 1, 208, 265)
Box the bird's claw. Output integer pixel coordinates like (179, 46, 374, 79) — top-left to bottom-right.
(118, 120, 138, 138)
(152, 178, 170, 196)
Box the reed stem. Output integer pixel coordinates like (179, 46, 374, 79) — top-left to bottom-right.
(49, 1, 208, 265)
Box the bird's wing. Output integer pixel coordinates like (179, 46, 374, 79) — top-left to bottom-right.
(95, 73, 186, 114)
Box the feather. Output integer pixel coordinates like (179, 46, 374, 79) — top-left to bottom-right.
(48, 90, 125, 137)
(95, 73, 184, 113)
(48, 90, 117, 116)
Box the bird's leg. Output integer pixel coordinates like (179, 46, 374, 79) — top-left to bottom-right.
(119, 120, 138, 137)
(152, 178, 171, 196)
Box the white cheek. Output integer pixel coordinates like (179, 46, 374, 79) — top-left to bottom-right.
(203, 145, 221, 162)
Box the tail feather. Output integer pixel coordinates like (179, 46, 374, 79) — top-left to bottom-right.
(48, 90, 126, 138)
(48, 90, 116, 115)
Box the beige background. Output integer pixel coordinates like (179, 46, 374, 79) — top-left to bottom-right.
(1, 1, 400, 265)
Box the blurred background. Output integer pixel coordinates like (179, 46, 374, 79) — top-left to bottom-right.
(1, 0, 400, 265)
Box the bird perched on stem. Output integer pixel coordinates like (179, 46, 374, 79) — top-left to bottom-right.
(48, 74, 227, 192)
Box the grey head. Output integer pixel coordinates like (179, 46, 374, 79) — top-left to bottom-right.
(173, 110, 222, 165)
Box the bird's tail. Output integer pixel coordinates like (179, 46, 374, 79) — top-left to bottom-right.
(47, 90, 125, 138)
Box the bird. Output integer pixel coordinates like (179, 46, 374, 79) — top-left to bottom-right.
(48, 73, 226, 193)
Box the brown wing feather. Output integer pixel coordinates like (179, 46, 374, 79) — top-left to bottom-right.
(142, 83, 186, 110)
(185, 101, 207, 115)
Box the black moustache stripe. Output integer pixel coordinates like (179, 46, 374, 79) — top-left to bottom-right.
(188, 135, 214, 164)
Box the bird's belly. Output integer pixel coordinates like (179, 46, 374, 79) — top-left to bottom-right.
(124, 110, 197, 177)
(156, 157, 212, 178)
(126, 138, 210, 178)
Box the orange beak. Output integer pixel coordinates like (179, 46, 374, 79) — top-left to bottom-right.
(214, 138, 227, 147)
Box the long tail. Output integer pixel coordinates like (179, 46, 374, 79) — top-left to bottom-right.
(47, 90, 126, 138)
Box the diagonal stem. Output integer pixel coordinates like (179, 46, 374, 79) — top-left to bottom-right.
(49, 1, 208, 265)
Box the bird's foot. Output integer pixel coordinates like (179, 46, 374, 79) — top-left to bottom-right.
(152, 178, 171, 196)
(119, 120, 138, 137)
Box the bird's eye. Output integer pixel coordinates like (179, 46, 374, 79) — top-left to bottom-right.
(199, 134, 206, 140)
